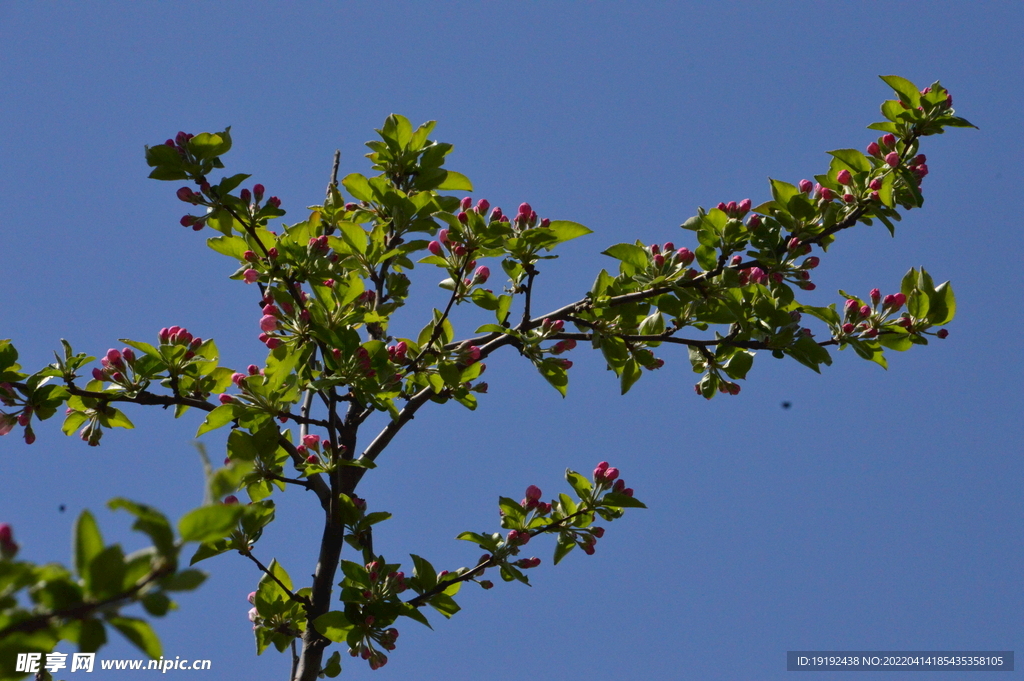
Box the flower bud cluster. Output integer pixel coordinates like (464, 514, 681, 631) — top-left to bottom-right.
(520, 484, 553, 514)
(840, 290, 907, 338)
(648, 241, 695, 272)
(92, 347, 140, 386)
(715, 199, 752, 219)
(157, 326, 203, 360)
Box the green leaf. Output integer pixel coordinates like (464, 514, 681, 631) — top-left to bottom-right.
(620, 358, 642, 395)
(410, 554, 437, 591)
(188, 538, 230, 565)
(322, 650, 342, 678)
(553, 533, 576, 565)
(428, 593, 461, 618)
(160, 569, 207, 592)
(177, 505, 243, 543)
(196, 404, 238, 436)
(907, 289, 930, 319)
(602, 492, 647, 509)
(141, 592, 173, 617)
(74, 510, 104, 579)
(313, 611, 353, 643)
(770, 178, 800, 206)
(189, 129, 231, 159)
(879, 172, 896, 208)
(927, 281, 956, 325)
(880, 75, 921, 107)
(565, 469, 592, 499)
(107, 498, 176, 559)
(827, 149, 872, 173)
(341, 173, 375, 203)
(206, 235, 250, 260)
(436, 171, 473, 191)
(601, 243, 648, 270)
(108, 616, 162, 659)
(87, 545, 126, 599)
(120, 339, 161, 358)
(545, 220, 592, 246)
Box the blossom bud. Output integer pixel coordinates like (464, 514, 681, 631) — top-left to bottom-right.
(747, 214, 762, 229)
(525, 485, 542, 502)
(653, 254, 665, 268)
(260, 315, 278, 333)
(837, 169, 852, 185)
(858, 305, 871, 318)
(267, 197, 281, 208)
(882, 133, 897, 149)
(223, 495, 239, 504)
(219, 394, 234, 404)
(473, 266, 490, 284)
(843, 193, 855, 203)
(518, 202, 532, 217)
(803, 257, 820, 269)
(240, 188, 251, 204)
(885, 151, 900, 167)
(457, 211, 468, 224)
(676, 248, 695, 265)
(867, 142, 880, 156)
(180, 215, 196, 227)
(243, 269, 259, 284)
(303, 434, 320, 448)
(842, 323, 855, 334)
(265, 338, 282, 350)
(603, 467, 619, 482)
(92, 368, 105, 381)
(738, 198, 751, 214)
(892, 292, 907, 307)
(820, 187, 835, 201)
(798, 179, 813, 194)
(936, 328, 948, 339)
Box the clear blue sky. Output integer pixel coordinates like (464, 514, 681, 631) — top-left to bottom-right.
(2, 3, 1022, 679)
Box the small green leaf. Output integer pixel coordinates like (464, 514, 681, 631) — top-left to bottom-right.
(74, 511, 104, 579)
(880, 75, 921, 107)
(827, 149, 872, 173)
(196, 404, 238, 436)
(436, 171, 473, 191)
(178, 505, 243, 543)
(108, 617, 162, 659)
(313, 611, 353, 643)
(601, 243, 648, 270)
(545, 220, 592, 246)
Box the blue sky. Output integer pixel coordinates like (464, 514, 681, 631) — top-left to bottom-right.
(2, 2, 1022, 679)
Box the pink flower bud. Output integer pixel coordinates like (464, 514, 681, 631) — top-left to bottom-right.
(594, 461, 609, 478)
(885, 151, 900, 167)
(738, 198, 751, 214)
(663, 242, 675, 252)
(867, 142, 880, 156)
(525, 485, 542, 502)
(260, 315, 278, 333)
(518, 202, 532, 217)
(427, 241, 442, 256)
(91, 368, 105, 381)
(476, 199, 490, 214)
(747, 214, 762, 229)
(863, 328, 878, 338)
(677, 248, 695, 265)
(240, 188, 251, 203)
(936, 328, 948, 339)
(265, 338, 282, 350)
(306, 454, 318, 463)
(180, 215, 196, 227)
(603, 467, 619, 482)
(726, 201, 737, 215)
(460, 196, 472, 210)
(820, 187, 835, 201)
(219, 394, 234, 404)
(253, 184, 265, 201)
(262, 304, 279, 317)
(303, 434, 320, 448)
(859, 305, 871, 318)
(843, 194, 855, 203)
(882, 133, 897, 148)
(842, 323, 855, 334)
(224, 495, 239, 504)
(243, 269, 259, 284)
(105, 349, 123, 366)
(267, 247, 278, 259)
(457, 211, 468, 224)
(892, 292, 907, 307)
(804, 257, 820, 269)
(837, 169, 852, 185)
(797, 179, 812, 194)
(653, 254, 665, 267)
(267, 197, 281, 208)
(868, 288, 881, 305)
(473, 266, 490, 284)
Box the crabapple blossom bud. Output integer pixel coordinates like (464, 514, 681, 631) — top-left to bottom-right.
(240, 188, 251, 203)
(473, 266, 490, 284)
(885, 151, 900, 167)
(738, 198, 751, 214)
(937, 328, 949, 339)
(457, 211, 468, 224)
(180, 215, 196, 227)
(837, 169, 852, 185)
(267, 248, 278, 259)
(820, 187, 835, 201)
(677, 248, 695, 265)
(529, 210, 537, 224)
(243, 269, 259, 284)
(869, 178, 882, 190)
(460, 196, 472, 210)
(223, 495, 239, 504)
(793, 179, 812, 194)
(253, 184, 264, 201)
(525, 485, 542, 502)
(265, 338, 282, 350)
(518, 202, 532, 217)
(248, 591, 257, 604)
(869, 288, 881, 305)
(843, 194, 855, 203)
(863, 328, 878, 338)
(122, 348, 135, 364)
(882, 133, 896, 148)
(231, 373, 246, 386)
(262, 304, 279, 316)
(804, 257, 820, 268)
(111, 372, 125, 382)
(844, 299, 859, 314)
(867, 141, 880, 156)
(664, 242, 675, 252)
(303, 434, 320, 448)
(92, 368, 105, 381)
(603, 467, 619, 482)
(842, 323, 855, 334)
(260, 315, 278, 332)
(650, 244, 660, 255)
(892, 292, 907, 307)
(219, 394, 234, 404)
(267, 197, 281, 208)
(799, 282, 816, 290)
(747, 214, 762, 229)
(859, 305, 871, 318)
(248, 607, 258, 622)
(730, 255, 742, 266)
(653, 254, 665, 267)
(158, 328, 170, 343)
